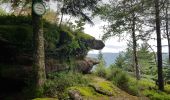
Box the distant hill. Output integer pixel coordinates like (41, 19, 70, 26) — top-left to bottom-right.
(87, 52, 169, 67)
(87, 53, 119, 67)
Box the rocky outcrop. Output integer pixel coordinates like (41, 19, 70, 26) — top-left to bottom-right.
(81, 38, 105, 50)
(74, 57, 99, 74)
(45, 57, 99, 74)
(45, 59, 69, 73)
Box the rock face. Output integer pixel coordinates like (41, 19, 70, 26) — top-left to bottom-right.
(45, 57, 99, 74)
(45, 59, 69, 73)
(82, 39, 105, 50)
(74, 58, 99, 74)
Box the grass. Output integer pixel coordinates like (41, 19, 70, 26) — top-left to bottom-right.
(142, 90, 170, 100)
(128, 77, 170, 100)
(165, 85, 170, 94)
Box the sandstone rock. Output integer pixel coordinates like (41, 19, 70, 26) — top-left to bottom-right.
(81, 39, 105, 50)
(74, 57, 99, 74)
(68, 90, 83, 100)
(45, 58, 69, 73)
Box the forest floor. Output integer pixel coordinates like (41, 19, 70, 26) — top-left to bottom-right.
(34, 75, 149, 100)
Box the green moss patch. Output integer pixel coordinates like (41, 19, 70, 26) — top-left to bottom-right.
(142, 90, 170, 100)
(68, 86, 99, 97)
(76, 32, 94, 40)
(90, 81, 118, 96)
(32, 98, 58, 100)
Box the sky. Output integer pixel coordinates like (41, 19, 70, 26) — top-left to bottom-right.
(46, 1, 169, 54)
(0, 1, 169, 54)
(84, 17, 169, 54)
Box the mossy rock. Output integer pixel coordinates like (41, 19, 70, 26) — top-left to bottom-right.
(68, 86, 98, 97)
(76, 32, 94, 40)
(68, 86, 106, 99)
(32, 98, 58, 100)
(89, 81, 117, 96)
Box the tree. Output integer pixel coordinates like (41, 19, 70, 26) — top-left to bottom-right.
(0, 7, 6, 15)
(155, 0, 164, 91)
(114, 53, 126, 69)
(162, 0, 170, 64)
(56, 0, 101, 25)
(32, 0, 46, 95)
(95, 50, 106, 77)
(138, 43, 156, 75)
(95, 0, 144, 80)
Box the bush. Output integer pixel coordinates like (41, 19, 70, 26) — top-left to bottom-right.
(128, 84, 139, 95)
(143, 90, 170, 100)
(44, 72, 88, 99)
(106, 68, 129, 90)
(165, 85, 170, 94)
(113, 72, 129, 89)
(0, 15, 32, 25)
(95, 65, 107, 78)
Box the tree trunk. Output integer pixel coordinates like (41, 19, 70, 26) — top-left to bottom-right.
(132, 14, 140, 80)
(32, 0, 46, 94)
(59, 11, 64, 27)
(155, 0, 164, 91)
(165, 0, 170, 64)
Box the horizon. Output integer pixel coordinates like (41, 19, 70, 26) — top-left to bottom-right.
(88, 51, 169, 54)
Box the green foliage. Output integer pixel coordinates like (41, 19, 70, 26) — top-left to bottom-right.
(90, 81, 116, 96)
(44, 72, 88, 99)
(114, 53, 126, 69)
(0, 15, 94, 60)
(138, 43, 156, 75)
(95, 51, 106, 78)
(0, 8, 7, 15)
(57, 0, 100, 24)
(76, 32, 94, 40)
(0, 15, 32, 25)
(68, 86, 97, 97)
(113, 42, 156, 77)
(0, 25, 33, 51)
(106, 68, 129, 90)
(165, 85, 170, 94)
(74, 18, 86, 32)
(32, 98, 58, 100)
(94, 68, 106, 79)
(143, 90, 170, 100)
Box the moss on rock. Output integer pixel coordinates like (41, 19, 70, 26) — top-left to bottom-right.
(32, 98, 58, 100)
(89, 81, 116, 96)
(68, 86, 98, 97)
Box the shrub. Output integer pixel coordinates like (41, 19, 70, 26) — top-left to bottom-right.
(112, 71, 129, 89)
(143, 90, 170, 100)
(165, 85, 170, 94)
(106, 68, 129, 90)
(95, 65, 107, 78)
(128, 84, 139, 95)
(0, 15, 32, 25)
(44, 72, 88, 99)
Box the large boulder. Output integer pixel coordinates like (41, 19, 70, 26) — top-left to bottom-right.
(74, 57, 99, 74)
(82, 39, 105, 50)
